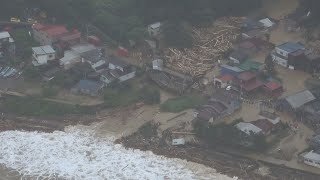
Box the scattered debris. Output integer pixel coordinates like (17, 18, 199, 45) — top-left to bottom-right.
(164, 17, 244, 77)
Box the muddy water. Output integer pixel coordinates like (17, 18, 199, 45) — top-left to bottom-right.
(0, 166, 20, 180)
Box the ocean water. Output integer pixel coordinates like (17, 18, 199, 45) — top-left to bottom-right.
(0, 127, 237, 180)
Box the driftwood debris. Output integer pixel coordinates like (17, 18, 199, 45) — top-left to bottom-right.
(164, 17, 244, 77)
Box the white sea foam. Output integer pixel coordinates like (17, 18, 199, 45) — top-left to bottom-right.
(0, 127, 237, 180)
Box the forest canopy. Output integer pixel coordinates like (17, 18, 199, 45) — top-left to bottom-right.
(1, 0, 262, 45)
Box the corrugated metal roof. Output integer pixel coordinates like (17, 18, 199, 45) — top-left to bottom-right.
(32, 45, 55, 55)
(0, 31, 10, 39)
(277, 42, 305, 53)
(238, 71, 256, 81)
(304, 151, 320, 162)
(60, 50, 80, 64)
(235, 122, 262, 135)
(285, 90, 316, 109)
(259, 18, 275, 27)
(237, 60, 262, 71)
(149, 22, 161, 29)
(71, 43, 96, 54)
(221, 65, 244, 73)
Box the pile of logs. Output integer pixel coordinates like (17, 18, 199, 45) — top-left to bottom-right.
(164, 17, 244, 77)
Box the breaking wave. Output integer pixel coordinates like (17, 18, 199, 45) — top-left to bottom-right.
(0, 127, 235, 180)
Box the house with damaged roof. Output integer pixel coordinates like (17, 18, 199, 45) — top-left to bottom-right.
(100, 56, 136, 85)
(195, 95, 241, 122)
(32, 23, 81, 46)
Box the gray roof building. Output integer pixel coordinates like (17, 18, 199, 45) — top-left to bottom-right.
(32, 45, 56, 55)
(109, 56, 129, 68)
(70, 43, 96, 54)
(285, 90, 316, 109)
(303, 150, 320, 168)
(0, 31, 11, 40)
(235, 122, 262, 135)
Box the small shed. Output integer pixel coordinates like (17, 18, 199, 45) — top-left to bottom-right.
(220, 65, 244, 77)
(258, 111, 280, 125)
(259, 18, 276, 28)
(235, 122, 262, 135)
(172, 138, 185, 146)
(214, 73, 234, 88)
(252, 119, 275, 135)
(237, 60, 263, 72)
(152, 59, 164, 71)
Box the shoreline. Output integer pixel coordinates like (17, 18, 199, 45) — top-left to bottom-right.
(117, 123, 320, 180)
(0, 112, 319, 180)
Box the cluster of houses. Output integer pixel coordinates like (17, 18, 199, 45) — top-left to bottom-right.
(234, 111, 281, 146)
(214, 63, 283, 96)
(271, 41, 320, 73)
(0, 31, 15, 61)
(30, 23, 136, 96)
(302, 134, 320, 168)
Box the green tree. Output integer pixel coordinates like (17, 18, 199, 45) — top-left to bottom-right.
(252, 134, 268, 152)
(162, 21, 193, 48)
(24, 66, 41, 80)
(139, 86, 160, 104)
(264, 54, 276, 76)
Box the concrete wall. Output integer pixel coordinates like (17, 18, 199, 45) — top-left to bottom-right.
(91, 60, 106, 70)
(100, 75, 114, 84)
(275, 47, 290, 58)
(33, 54, 48, 64)
(304, 159, 320, 168)
(272, 54, 288, 67)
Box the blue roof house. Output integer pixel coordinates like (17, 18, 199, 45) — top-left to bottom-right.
(71, 79, 104, 96)
(271, 42, 305, 68)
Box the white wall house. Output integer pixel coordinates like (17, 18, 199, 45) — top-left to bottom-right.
(271, 42, 305, 68)
(148, 22, 161, 37)
(303, 151, 320, 168)
(32, 45, 56, 66)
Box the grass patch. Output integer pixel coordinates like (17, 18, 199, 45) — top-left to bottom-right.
(103, 82, 160, 108)
(160, 95, 206, 113)
(2, 96, 95, 116)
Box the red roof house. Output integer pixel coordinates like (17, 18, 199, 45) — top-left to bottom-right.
(216, 73, 234, 82)
(238, 71, 256, 81)
(32, 23, 70, 45)
(214, 73, 235, 88)
(264, 81, 282, 91)
(264, 81, 283, 96)
(252, 119, 275, 135)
